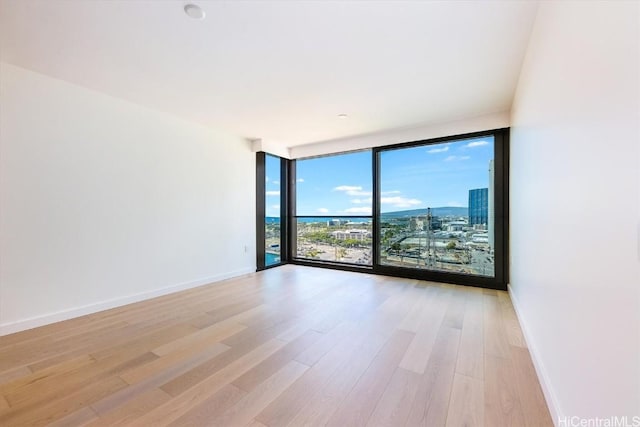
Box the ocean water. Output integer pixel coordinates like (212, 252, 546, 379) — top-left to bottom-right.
(265, 252, 280, 266)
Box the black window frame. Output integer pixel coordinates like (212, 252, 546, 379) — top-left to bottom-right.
(256, 152, 290, 271)
(255, 128, 509, 290)
(289, 149, 374, 270)
(371, 128, 509, 290)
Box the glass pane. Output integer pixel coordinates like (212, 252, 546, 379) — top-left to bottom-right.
(295, 217, 372, 265)
(296, 151, 372, 216)
(378, 136, 495, 277)
(265, 154, 281, 266)
(294, 151, 372, 266)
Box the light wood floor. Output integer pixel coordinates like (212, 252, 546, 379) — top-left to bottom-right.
(0, 265, 552, 427)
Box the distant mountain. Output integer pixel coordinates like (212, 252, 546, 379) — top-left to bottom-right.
(380, 207, 468, 218)
(266, 207, 468, 223)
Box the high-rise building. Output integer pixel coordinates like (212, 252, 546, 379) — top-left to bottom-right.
(468, 188, 488, 226)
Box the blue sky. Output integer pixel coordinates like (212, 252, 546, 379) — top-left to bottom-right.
(266, 136, 494, 217)
(265, 154, 282, 216)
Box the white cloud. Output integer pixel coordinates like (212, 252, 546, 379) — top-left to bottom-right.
(297, 178, 304, 183)
(265, 190, 280, 196)
(347, 191, 421, 208)
(427, 145, 449, 153)
(444, 155, 471, 162)
(381, 196, 422, 208)
(347, 190, 420, 209)
(265, 176, 269, 182)
(351, 197, 373, 204)
(344, 207, 373, 214)
(317, 208, 329, 213)
(465, 140, 489, 148)
(334, 185, 362, 192)
(334, 185, 371, 197)
(273, 180, 280, 185)
(446, 201, 464, 207)
(271, 204, 281, 209)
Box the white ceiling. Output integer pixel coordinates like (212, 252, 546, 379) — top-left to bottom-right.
(0, 0, 538, 149)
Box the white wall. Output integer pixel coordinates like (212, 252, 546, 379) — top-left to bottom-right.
(288, 111, 510, 159)
(0, 63, 256, 335)
(510, 1, 640, 422)
(251, 139, 291, 159)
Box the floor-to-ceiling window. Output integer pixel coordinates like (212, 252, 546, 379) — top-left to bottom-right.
(377, 135, 496, 276)
(376, 130, 503, 288)
(292, 150, 373, 266)
(256, 152, 287, 271)
(265, 154, 282, 266)
(256, 129, 508, 288)
(372, 130, 509, 288)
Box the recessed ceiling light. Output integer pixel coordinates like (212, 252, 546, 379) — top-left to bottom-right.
(184, 4, 205, 20)
(338, 114, 348, 119)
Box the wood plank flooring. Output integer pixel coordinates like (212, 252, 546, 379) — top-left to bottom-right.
(0, 265, 553, 426)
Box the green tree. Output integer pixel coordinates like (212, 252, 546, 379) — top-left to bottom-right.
(343, 238, 360, 247)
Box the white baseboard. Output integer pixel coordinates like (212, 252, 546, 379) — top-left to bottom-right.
(0, 267, 255, 336)
(508, 284, 562, 427)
